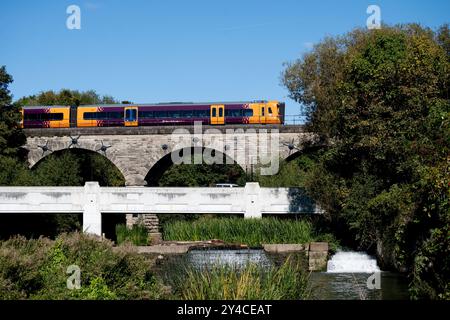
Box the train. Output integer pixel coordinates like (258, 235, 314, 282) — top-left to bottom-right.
(20, 100, 285, 128)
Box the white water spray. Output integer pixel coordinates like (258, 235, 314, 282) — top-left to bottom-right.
(327, 251, 381, 273)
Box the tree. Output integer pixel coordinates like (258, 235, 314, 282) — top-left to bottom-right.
(282, 24, 449, 299)
(0, 66, 26, 157)
(16, 89, 118, 106)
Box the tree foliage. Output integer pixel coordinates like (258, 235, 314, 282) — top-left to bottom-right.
(282, 24, 449, 299)
(16, 89, 117, 106)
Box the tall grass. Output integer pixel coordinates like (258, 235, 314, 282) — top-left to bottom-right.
(176, 257, 311, 300)
(163, 217, 316, 247)
(115, 224, 148, 246)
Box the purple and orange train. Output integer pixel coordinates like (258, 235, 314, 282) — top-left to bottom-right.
(20, 100, 285, 128)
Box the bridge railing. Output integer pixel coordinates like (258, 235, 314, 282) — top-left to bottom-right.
(0, 182, 323, 236)
(283, 115, 307, 126)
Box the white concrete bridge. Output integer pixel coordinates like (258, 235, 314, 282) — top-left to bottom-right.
(0, 182, 322, 236)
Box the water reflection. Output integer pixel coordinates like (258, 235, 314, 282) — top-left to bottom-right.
(310, 272, 409, 300)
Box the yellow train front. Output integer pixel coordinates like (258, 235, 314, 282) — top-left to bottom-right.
(20, 100, 285, 128)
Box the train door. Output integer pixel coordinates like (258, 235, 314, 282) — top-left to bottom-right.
(210, 104, 225, 125)
(260, 105, 266, 124)
(70, 106, 77, 127)
(124, 106, 138, 126)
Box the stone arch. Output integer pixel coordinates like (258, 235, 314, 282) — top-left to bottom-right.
(26, 136, 127, 184)
(30, 147, 126, 185)
(145, 146, 246, 186)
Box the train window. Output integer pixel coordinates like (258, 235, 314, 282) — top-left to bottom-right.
(84, 112, 122, 120)
(193, 110, 209, 117)
(261, 107, 265, 116)
(125, 109, 137, 121)
(212, 108, 217, 117)
(139, 111, 154, 118)
(109, 112, 122, 119)
(243, 109, 253, 117)
(219, 108, 223, 117)
(24, 113, 40, 121)
(268, 107, 273, 114)
(181, 110, 193, 118)
(169, 110, 182, 118)
(24, 113, 63, 121)
(154, 111, 168, 118)
(225, 109, 242, 117)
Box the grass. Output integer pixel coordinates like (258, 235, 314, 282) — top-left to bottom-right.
(163, 216, 319, 247)
(115, 224, 148, 246)
(174, 257, 311, 300)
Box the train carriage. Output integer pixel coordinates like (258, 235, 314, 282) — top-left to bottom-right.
(20, 100, 285, 128)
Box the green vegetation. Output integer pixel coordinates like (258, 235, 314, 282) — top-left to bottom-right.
(116, 224, 149, 246)
(0, 233, 164, 299)
(15, 89, 117, 106)
(0, 233, 312, 300)
(163, 216, 335, 248)
(174, 258, 310, 300)
(155, 157, 246, 187)
(255, 153, 319, 187)
(282, 24, 450, 299)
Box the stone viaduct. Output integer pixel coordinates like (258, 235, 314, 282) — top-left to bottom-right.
(23, 124, 318, 186)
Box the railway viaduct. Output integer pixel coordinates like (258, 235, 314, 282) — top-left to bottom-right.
(23, 124, 318, 186)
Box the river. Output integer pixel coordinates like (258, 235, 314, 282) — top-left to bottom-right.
(153, 249, 410, 300)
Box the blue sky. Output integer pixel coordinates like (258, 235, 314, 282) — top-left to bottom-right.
(1, 0, 449, 115)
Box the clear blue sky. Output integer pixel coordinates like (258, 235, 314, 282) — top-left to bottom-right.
(1, 0, 449, 115)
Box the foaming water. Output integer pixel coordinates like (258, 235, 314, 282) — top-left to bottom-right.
(327, 251, 381, 273)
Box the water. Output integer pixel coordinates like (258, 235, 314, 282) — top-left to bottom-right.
(308, 251, 409, 300)
(186, 249, 273, 269)
(154, 249, 409, 300)
(327, 251, 381, 273)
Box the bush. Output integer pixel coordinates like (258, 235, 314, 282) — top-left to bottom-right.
(0, 233, 164, 299)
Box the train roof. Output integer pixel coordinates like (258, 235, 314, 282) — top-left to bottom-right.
(21, 100, 283, 109)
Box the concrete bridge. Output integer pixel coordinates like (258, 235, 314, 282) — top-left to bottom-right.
(0, 182, 323, 236)
(23, 125, 317, 186)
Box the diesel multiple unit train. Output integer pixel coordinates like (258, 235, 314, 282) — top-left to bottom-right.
(20, 100, 285, 128)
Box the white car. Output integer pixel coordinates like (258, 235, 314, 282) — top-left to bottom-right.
(215, 183, 239, 188)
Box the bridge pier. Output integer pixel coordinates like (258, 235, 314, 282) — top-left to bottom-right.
(82, 182, 102, 235)
(244, 182, 262, 218)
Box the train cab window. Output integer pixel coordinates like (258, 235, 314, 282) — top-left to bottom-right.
(268, 107, 273, 114)
(125, 109, 137, 121)
(212, 108, 217, 117)
(243, 109, 253, 117)
(219, 108, 223, 117)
